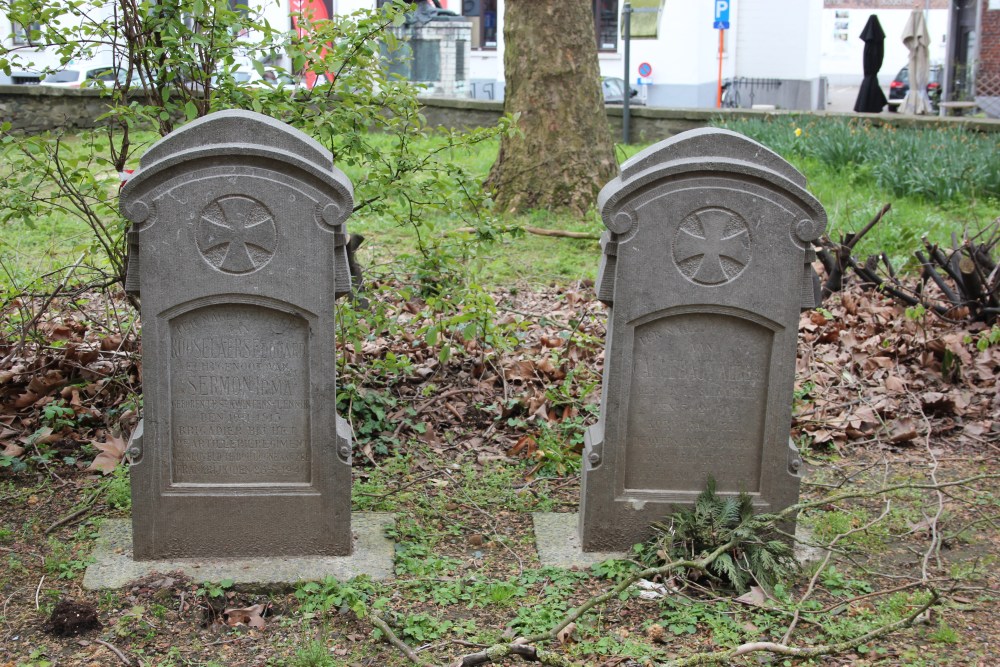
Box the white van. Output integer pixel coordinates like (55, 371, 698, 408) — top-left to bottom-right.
(39, 57, 119, 88)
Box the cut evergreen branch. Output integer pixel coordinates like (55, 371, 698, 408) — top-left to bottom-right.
(644, 477, 796, 593)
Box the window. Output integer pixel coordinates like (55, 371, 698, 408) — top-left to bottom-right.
(462, 1, 615, 52)
(594, 0, 618, 52)
(11, 20, 40, 45)
(462, 0, 497, 50)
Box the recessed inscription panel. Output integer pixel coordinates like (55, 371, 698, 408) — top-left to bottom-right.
(169, 304, 310, 484)
(623, 313, 771, 494)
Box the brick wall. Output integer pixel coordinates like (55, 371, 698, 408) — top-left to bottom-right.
(979, 1, 1000, 88)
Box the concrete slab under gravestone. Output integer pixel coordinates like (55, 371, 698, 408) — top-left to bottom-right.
(82, 513, 395, 590)
(534, 514, 825, 573)
(533, 513, 626, 569)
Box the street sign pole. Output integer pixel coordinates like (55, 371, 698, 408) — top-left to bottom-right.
(712, 0, 729, 109)
(716, 28, 724, 107)
(621, 4, 659, 143)
(713, 0, 730, 108)
(622, 2, 631, 144)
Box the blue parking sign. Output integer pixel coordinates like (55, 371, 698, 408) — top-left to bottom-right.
(713, 0, 730, 29)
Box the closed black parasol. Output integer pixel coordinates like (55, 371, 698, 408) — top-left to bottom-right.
(854, 14, 888, 113)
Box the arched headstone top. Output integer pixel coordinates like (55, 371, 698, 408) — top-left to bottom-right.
(620, 128, 805, 185)
(598, 128, 825, 244)
(121, 110, 352, 227)
(143, 110, 330, 166)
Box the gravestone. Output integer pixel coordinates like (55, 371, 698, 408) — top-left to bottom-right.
(579, 128, 826, 551)
(120, 110, 355, 559)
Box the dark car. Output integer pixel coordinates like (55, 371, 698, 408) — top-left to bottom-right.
(602, 76, 641, 105)
(888, 64, 943, 111)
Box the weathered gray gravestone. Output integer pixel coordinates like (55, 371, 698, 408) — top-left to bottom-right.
(579, 128, 826, 551)
(120, 110, 355, 559)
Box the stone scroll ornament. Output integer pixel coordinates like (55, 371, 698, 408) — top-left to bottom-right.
(579, 128, 826, 551)
(120, 110, 356, 559)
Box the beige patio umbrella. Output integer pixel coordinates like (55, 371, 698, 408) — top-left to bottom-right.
(901, 9, 932, 114)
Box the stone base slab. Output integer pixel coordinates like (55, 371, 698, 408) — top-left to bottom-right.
(793, 525, 829, 567)
(83, 513, 395, 590)
(532, 512, 627, 568)
(534, 513, 826, 571)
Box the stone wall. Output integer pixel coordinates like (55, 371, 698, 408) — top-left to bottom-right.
(0, 85, 116, 133)
(417, 96, 1000, 141)
(3, 85, 999, 138)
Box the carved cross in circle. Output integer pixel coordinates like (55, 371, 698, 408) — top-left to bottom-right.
(672, 208, 751, 285)
(197, 196, 277, 274)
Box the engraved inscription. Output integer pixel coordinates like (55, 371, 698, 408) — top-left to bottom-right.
(198, 196, 277, 274)
(624, 313, 770, 493)
(672, 208, 750, 285)
(169, 304, 309, 484)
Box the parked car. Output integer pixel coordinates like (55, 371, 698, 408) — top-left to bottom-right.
(602, 76, 641, 105)
(40, 60, 119, 88)
(888, 64, 943, 111)
(230, 67, 297, 88)
(7, 71, 43, 85)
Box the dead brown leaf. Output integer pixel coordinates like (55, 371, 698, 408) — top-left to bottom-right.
(735, 586, 770, 608)
(556, 621, 576, 645)
(920, 392, 955, 415)
(1, 441, 25, 458)
(508, 434, 537, 458)
(27, 371, 65, 396)
(222, 603, 267, 629)
(889, 418, 919, 444)
(99, 335, 123, 352)
(884, 375, 907, 392)
(12, 391, 40, 409)
(86, 434, 128, 474)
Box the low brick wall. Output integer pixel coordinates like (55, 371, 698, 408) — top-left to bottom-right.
(3, 85, 999, 138)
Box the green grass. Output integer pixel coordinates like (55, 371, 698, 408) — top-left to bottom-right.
(2, 119, 997, 295)
(710, 115, 999, 266)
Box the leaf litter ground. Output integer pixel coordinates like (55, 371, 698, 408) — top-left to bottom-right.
(0, 277, 998, 666)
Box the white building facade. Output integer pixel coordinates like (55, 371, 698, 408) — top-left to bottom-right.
(820, 1, 950, 86)
(3, 0, 965, 110)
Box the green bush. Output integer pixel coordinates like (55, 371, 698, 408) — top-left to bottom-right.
(0, 0, 514, 302)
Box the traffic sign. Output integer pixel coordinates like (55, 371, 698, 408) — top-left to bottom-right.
(638, 62, 652, 78)
(714, 0, 730, 29)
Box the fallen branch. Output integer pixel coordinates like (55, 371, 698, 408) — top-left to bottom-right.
(454, 643, 576, 667)
(370, 612, 434, 667)
(663, 588, 938, 666)
(95, 638, 134, 667)
(355, 470, 444, 499)
(452, 226, 601, 240)
(44, 492, 101, 535)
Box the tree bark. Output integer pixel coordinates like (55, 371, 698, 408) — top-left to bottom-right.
(485, 1, 617, 214)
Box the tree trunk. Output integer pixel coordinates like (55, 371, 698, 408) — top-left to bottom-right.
(485, 1, 617, 214)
